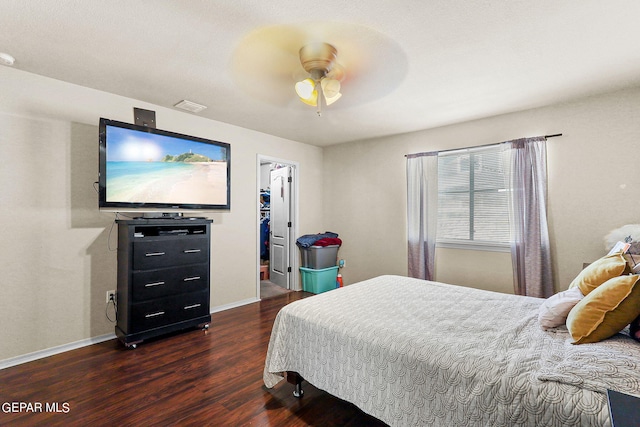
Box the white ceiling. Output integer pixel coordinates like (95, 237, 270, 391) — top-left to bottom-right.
(2, 1, 640, 146)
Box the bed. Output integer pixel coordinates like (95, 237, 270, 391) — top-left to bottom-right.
(263, 275, 640, 426)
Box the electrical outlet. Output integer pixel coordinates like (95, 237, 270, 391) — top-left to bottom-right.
(338, 259, 345, 268)
(106, 290, 116, 304)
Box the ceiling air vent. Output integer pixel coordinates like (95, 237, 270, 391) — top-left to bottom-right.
(173, 99, 207, 113)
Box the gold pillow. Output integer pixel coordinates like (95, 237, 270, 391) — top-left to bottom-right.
(569, 252, 627, 295)
(566, 274, 640, 344)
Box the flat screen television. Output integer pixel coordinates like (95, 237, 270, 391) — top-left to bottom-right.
(98, 118, 231, 212)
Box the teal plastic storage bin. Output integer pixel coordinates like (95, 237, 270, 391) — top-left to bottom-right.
(300, 266, 339, 294)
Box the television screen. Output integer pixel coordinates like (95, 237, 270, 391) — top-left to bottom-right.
(99, 118, 230, 211)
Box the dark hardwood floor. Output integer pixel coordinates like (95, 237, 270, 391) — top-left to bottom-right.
(0, 291, 387, 426)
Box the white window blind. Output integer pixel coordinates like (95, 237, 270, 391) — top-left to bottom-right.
(437, 145, 509, 246)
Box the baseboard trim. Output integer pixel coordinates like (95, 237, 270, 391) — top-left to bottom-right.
(0, 333, 117, 371)
(0, 297, 261, 371)
(210, 297, 260, 313)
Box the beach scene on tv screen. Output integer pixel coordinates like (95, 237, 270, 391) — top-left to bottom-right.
(106, 126, 228, 205)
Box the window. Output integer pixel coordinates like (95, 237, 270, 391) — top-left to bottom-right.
(437, 145, 509, 249)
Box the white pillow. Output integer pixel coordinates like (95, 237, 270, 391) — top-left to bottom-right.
(538, 287, 584, 330)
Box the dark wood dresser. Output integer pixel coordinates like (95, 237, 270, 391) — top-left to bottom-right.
(115, 218, 212, 348)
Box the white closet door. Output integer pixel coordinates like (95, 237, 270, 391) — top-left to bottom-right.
(269, 166, 291, 288)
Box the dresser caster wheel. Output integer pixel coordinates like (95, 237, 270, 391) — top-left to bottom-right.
(126, 343, 137, 349)
(203, 324, 210, 330)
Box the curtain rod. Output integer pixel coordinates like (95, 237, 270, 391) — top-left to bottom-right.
(405, 133, 562, 158)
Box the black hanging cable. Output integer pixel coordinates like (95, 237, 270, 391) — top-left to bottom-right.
(105, 296, 117, 323)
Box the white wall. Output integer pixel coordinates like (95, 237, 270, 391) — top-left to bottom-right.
(0, 66, 324, 362)
(3, 61, 639, 363)
(323, 87, 640, 294)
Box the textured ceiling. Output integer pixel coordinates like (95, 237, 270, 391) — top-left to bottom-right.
(1, 1, 640, 146)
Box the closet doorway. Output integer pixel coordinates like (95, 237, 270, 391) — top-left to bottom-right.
(257, 156, 299, 299)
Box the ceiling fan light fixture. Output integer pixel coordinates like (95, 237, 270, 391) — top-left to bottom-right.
(321, 78, 340, 98)
(295, 42, 344, 113)
(324, 91, 342, 106)
(299, 90, 318, 106)
(295, 78, 316, 100)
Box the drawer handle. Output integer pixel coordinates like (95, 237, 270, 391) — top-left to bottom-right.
(145, 311, 165, 318)
(183, 276, 201, 282)
(145, 281, 165, 288)
(184, 304, 201, 310)
(183, 249, 201, 254)
(145, 252, 166, 257)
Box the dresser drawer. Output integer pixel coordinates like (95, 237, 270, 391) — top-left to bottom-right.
(173, 291, 210, 323)
(131, 264, 209, 301)
(132, 237, 209, 270)
(129, 290, 209, 333)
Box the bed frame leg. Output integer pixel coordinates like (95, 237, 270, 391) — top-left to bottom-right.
(293, 380, 304, 398)
(286, 372, 304, 398)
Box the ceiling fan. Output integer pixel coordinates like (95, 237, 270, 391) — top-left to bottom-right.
(294, 42, 344, 116)
(231, 23, 407, 115)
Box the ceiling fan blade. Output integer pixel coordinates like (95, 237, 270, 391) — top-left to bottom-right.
(231, 25, 307, 106)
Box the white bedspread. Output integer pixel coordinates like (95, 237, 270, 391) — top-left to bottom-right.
(264, 275, 640, 426)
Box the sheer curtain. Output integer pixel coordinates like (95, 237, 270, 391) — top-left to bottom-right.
(406, 153, 438, 280)
(502, 137, 554, 298)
